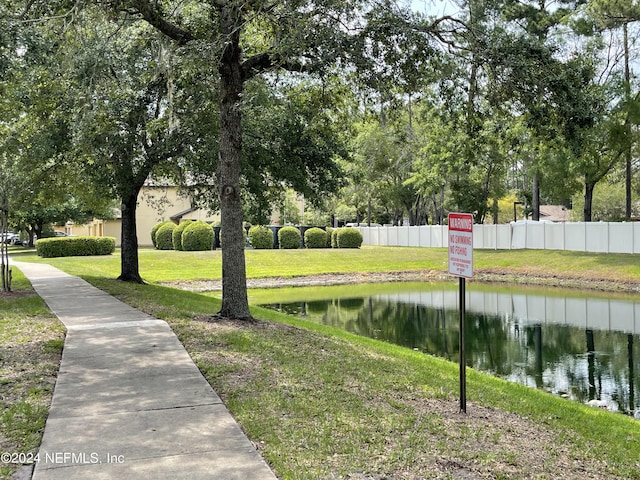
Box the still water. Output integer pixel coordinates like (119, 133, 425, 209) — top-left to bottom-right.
(259, 283, 640, 417)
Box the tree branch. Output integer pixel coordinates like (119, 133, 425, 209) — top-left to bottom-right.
(111, 0, 195, 45)
(241, 52, 311, 81)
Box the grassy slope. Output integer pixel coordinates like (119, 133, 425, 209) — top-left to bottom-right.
(86, 278, 640, 479)
(6, 247, 640, 478)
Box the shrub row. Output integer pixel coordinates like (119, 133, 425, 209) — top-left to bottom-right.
(36, 236, 116, 258)
(152, 222, 363, 251)
(153, 220, 214, 251)
(248, 226, 361, 249)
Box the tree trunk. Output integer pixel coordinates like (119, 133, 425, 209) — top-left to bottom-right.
(217, 3, 251, 320)
(118, 193, 144, 283)
(1, 208, 10, 292)
(532, 173, 540, 221)
(624, 22, 632, 219)
(584, 180, 594, 222)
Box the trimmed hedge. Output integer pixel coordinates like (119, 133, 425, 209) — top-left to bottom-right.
(156, 222, 176, 250)
(304, 227, 327, 248)
(278, 226, 301, 249)
(182, 220, 214, 251)
(172, 221, 192, 251)
(248, 225, 274, 249)
(36, 236, 116, 258)
(336, 227, 363, 248)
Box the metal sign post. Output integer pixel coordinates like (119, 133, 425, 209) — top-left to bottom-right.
(448, 213, 474, 414)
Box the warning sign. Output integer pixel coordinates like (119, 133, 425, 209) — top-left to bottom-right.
(448, 213, 473, 278)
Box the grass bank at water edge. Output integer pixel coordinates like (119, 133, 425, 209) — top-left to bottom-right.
(83, 277, 640, 479)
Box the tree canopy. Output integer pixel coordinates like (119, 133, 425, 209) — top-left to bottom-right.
(3, 0, 639, 316)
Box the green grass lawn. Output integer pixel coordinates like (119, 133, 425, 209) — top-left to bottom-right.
(0, 271, 65, 479)
(5, 247, 640, 479)
(16, 246, 640, 284)
(81, 276, 640, 479)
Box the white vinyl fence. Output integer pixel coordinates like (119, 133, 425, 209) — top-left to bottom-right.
(357, 221, 640, 254)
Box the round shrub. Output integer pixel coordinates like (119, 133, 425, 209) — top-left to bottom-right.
(278, 226, 301, 249)
(304, 227, 327, 249)
(182, 220, 214, 251)
(151, 221, 171, 248)
(325, 227, 334, 248)
(172, 221, 192, 251)
(248, 225, 274, 249)
(156, 222, 177, 250)
(336, 227, 363, 248)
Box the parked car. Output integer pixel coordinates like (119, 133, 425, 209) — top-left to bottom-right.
(1, 233, 20, 245)
(346, 222, 382, 227)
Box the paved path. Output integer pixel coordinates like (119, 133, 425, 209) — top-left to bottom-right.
(13, 262, 277, 480)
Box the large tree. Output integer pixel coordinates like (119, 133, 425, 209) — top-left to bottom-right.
(483, 0, 589, 220)
(1, 2, 115, 251)
(581, 0, 640, 218)
(66, 12, 185, 283)
(98, 0, 438, 319)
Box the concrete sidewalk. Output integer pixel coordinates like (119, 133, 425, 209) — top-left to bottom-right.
(13, 262, 277, 480)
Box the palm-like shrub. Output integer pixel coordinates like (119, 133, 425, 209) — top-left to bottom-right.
(325, 227, 334, 248)
(331, 228, 339, 248)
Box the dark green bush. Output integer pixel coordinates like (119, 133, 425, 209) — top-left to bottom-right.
(336, 227, 363, 248)
(156, 222, 176, 250)
(36, 237, 116, 258)
(151, 221, 171, 248)
(325, 227, 334, 248)
(278, 226, 301, 249)
(248, 225, 274, 249)
(172, 221, 192, 251)
(182, 220, 214, 251)
(304, 227, 327, 248)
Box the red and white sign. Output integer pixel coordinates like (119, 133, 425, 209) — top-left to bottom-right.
(448, 213, 473, 278)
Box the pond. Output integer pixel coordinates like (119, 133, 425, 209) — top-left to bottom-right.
(253, 282, 640, 417)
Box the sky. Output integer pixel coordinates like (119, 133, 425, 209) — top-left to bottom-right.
(410, 0, 460, 17)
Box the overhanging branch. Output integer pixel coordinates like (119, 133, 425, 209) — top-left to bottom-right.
(109, 0, 195, 45)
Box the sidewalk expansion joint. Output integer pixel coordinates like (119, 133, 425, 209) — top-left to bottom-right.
(66, 319, 167, 331)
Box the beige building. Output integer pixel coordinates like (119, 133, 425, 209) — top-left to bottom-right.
(67, 185, 219, 247)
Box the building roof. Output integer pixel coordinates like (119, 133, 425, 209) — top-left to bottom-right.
(539, 205, 571, 222)
(170, 207, 196, 221)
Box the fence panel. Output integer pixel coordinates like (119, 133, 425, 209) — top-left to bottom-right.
(358, 222, 638, 253)
(585, 223, 609, 253)
(564, 223, 586, 252)
(545, 223, 565, 250)
(609, 223, 632, 254)
(408, 227, 421, 247)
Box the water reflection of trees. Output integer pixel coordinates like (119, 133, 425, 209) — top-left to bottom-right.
(270, 297, 639, 415)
